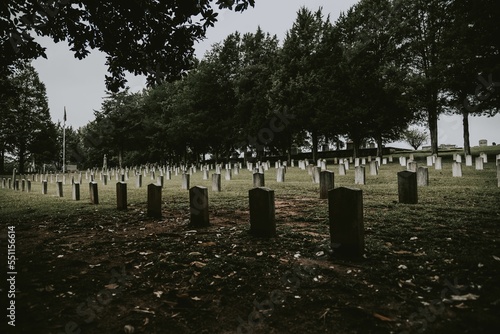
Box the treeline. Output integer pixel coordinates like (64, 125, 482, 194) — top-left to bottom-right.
(2, 0, 500, 172)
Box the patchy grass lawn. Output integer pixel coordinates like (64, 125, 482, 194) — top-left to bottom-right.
(1, 154, 499, 334)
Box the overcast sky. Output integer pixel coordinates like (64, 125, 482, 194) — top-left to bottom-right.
(32, 0, 500, 149)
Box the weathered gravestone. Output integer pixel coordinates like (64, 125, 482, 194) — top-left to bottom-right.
(435, 157, 443, 170)
(465, 155, 473, 166)
(328, 187, 364, 258)
(212, 173, 221, 192)
(320, 171, 334, 199)
(354, 166, 365, 185)
(72, 183, 80, 201)
(417, 167, 429, 187)
(116, 182, 127, 210)
(338, 163, 346, 176)
(398, 171, 418, 204)
(399, 156, 407, 167)
(475, 157, 484, 170)
(369, 161, 378, 176)
(249, 187, 276, 237)
(147, 184, 162, 218)
(42, 180, 48, 194)
(253, 173, 265, 188)
(312, 166, 321, 184)
(407, 161, 418, 173)
(225, 168, 232, 181)
(26, 180, 31, 192)
(57, 181, 63, 197)
(452, 162, 462, 177)
(203, 168, 209, 180)
(89, 182, 99, 204)
(136, 174, 142, 188)
(276, 167, 285, 183)
(182, 173, 190, 190)
(189, 186, 210, 227)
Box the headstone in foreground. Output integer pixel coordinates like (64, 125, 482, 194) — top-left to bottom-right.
(398, 171, 418, 204)
(147, 183, 162, 218)
(116, 182, 127, 210)
(328, 187, 364, 258)
(249, 187, 276, 237)
(320, 171, 334, 199)
(189, 186, 210, 227)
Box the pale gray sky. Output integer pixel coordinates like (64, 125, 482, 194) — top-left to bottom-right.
(32, 0, 500, 149)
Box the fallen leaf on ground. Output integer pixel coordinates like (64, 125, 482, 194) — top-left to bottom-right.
(451, 294, 479, 301)
(373, 313, 395, 322)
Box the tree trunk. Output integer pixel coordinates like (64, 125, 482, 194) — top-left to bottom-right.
(352, 138, 360, 159)
(311, 131, 318, 162)
(428, 106, 439, 156)
(0, 147, 4, 174)
(376, 136, 384, 158)
(18, 143, 26, 173)
(462, 108, 471, 156)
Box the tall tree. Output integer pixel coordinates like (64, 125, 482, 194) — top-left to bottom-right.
(441, 0, 500, 155)
(1, 0, 255, 91)
(272, 7, 334, 162)
(1, 62, 56, 173)
(397, 0, 452, 155)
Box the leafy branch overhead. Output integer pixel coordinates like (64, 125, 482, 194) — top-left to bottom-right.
(1, 0, 255, 91)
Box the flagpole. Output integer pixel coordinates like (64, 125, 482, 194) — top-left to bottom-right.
(63, 107, 66, 174)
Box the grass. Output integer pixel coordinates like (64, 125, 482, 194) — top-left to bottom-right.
(0, 152, 499, 333)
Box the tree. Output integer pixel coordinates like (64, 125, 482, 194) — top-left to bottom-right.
(333, 0, 413, 158)
(441, 0, 500, 155)
(403, 128, 428, 150)
(2, 0, 255, 92)
(396, 0, 453, 155)
(1, 62, 57, 173)
(272, 7, 334, 162)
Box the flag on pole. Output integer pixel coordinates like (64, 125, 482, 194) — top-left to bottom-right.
(64, 106, 67, 123)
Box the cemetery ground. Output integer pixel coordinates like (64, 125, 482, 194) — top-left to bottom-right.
(1, 150, 500, 333)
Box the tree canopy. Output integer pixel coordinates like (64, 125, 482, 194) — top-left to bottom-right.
(1, 0, 255, 91)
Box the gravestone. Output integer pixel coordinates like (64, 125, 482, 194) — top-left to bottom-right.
(212, 173, 221, 192)
(136, 174, 142, 188)
(1, 178, 5, 188)
(339, 163, 346, 176)
(480, 152, 488, 163)
(42, 180, 48, 194)
(233, 165, 240, 175)
(89, 182, 99, 204)
(382, 158, 388, 165)
(369, 161, 378, 176)
(26, 180, 31, 192)
(455, 154, 462, 163)
(116, 182, 127, 210)
(328, 187, 364, 257)
(388, 155, 393, 163)
(21, 179, 25, 192)
(354, 166, 365, 185)
(452, 162, 462, 177)
(321, 160, 327, 171)
(361, 158, 366, 166)
(57, 181, 63, 197)
(344, 160, 350, 171)
(189, 186, 210, 227)
(475, 157, 484, 170)
(147, 184, 162, 218)
(354, 158, 360, 167)
(435, 157, 443, 170)
(225, 168, 232, 181)
(14, 180, 19, 190)
(465, 155, 473, 166)
(157, 175, 164, 187)
(399, 156, 407, 167)
(249, 187, 276, 237)
(426, 156, 433, 166)
(72, 183, 80, 200)
(398, 171, 418, 204)
(277, 167, 285, 183)
(166, 170, 172, 180)
(320, 171, 334, 199)
(203, 168, 209, 180)
(103, 174, 108, 185)
(417, 167, 429, 187)
(182, 173, 190, 190)
(253, 173, 265, 187)
(407, 161, 418, 172)
(8, 178, 11, 189)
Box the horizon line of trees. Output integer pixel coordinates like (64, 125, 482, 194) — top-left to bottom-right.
(2, 0, 499, 173)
